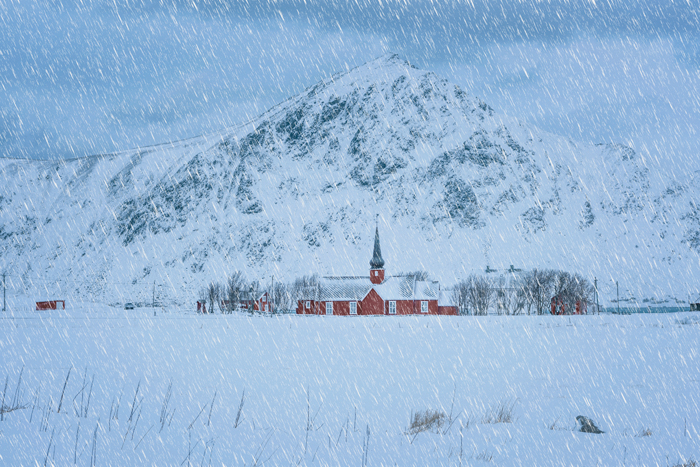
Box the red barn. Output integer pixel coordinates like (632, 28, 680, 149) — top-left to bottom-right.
(297, 226, 457, 316)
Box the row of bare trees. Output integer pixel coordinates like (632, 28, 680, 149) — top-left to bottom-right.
(199, 271, 297, 314)
(198, 273, 326, 314)
(290, 275, 321, 303)
(451, 269, 594, 316)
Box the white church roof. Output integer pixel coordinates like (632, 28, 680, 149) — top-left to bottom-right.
(372, 276, 439, 301)
(312, 274, 440, 302)
(318, 277, 370, 301)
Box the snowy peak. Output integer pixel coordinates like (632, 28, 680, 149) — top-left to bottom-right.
(0, 54, 698, 305)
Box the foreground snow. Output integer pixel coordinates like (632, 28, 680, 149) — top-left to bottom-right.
(1, 306, 698, 466)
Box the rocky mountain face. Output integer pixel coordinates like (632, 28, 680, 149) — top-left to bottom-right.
(1, 54, 698, 305)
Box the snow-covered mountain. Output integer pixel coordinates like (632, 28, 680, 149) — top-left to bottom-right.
(1, 54, 698, 306)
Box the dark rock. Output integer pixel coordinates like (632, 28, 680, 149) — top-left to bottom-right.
(436, 177, 481, 228)
(579, 200, 595, 229)
(576, 416, 605, 434)
(520, 206, 546, 233)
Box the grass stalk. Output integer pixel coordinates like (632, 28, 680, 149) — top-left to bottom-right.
(234, 389, 245, 428)
(207, 390, 217, 427)
(90, 422, 98, 467)
(44, 428, 55, 467)
(1, 375, 7, 422)
(57, 367, 72, 414)
(74, 422, 80, 465)
(362, 424, 370, 467)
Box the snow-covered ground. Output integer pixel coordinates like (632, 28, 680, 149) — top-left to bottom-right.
(1, 305, 698, 466)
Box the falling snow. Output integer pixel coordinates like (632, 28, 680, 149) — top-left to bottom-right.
(1, 1, 699, 465)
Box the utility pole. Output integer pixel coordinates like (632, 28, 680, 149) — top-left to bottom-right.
(2, 272, 6, 313)
(152, 281, 155, 309)
(594, 277, 599, 314)
(616, 281, 619, 314)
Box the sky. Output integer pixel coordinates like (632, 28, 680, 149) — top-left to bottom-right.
(1, 0, 698, 166)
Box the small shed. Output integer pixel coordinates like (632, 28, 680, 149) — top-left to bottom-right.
(36, 300, 66, 311)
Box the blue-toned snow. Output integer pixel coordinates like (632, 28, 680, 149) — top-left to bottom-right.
(1, 307, 698, 465)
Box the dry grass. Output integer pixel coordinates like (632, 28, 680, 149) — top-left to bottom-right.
(548, 417, 572, 431)
(475, 450, 493, 462)
(407, 409, 447, 435)
(672, 459, 697, 467)
(1, 369, 30, 421)
(480, 399, 517, 425)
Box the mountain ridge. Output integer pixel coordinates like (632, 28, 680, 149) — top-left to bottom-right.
(1, 54, 698, 306)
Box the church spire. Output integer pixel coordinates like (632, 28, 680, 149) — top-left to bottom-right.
(369, 218, 386, 285)
(369, 223, 385, 269)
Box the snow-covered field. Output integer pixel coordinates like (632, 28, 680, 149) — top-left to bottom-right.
(1, 306, 698, 466)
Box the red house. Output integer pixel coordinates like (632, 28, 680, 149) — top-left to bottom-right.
(237, 291, 272, 313)
(297, 226, 457, 316)
(221, 291, 273, 313)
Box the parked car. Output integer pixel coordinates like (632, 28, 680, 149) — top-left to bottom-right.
(124, 302, 135, 310)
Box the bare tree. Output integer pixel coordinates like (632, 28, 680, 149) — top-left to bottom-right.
(494, 275, 525, 315)
(552, 271, 593, 314)
(206, 282, 223, 314)
(291, 275, 321, 304)
(198, 284, 215, 314)
(271, 282, 291, 313)
(453, 275, 495, 315)
(495, 276, 509, 315)
(225, 272, 247, 313)
(521, 269, 556, 315)
(539, 270, 557, 314)
(518, 272, 533, 315)
(574, 273, 594, 313)
(456, 269, 592, 316)
(467, 274, 493, 316)
(511, 279, 527, 315)
(520, 269, 592, 315)
(247, 281, 260, 313)
(451, 281, 471, 316)
(497, 274, 527, 315)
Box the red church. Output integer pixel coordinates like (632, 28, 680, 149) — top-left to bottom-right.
(296, 226, 458, 316)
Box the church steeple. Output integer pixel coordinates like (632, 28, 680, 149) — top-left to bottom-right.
(369, 220, 385, 284)
(369, 225, 385, 269)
